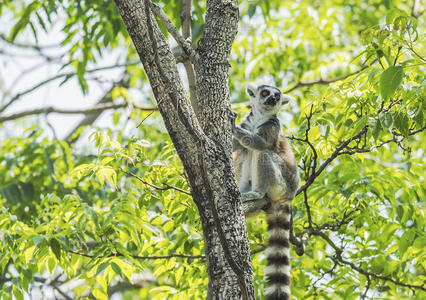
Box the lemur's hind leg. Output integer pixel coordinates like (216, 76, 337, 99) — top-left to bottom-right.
(241, 189, 268, 215)
(241, 196, 268, 215)
(241, 150, 280, 214)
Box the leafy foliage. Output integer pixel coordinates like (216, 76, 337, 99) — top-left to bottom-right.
(0, 126, 206, 299)
(0, 0, 425, 299)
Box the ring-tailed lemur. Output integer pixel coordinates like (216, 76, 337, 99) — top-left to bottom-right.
(232, 84, 299, 300)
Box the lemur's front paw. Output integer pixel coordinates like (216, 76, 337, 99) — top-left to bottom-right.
(230, 111, 238, 134)
(230, 110, 238, 120)
(241, 191, 265, 201)
(241, 194, 268, 215)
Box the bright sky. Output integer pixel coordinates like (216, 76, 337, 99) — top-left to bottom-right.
(0, 5, 300, 146)
(0, 14, 127, 141)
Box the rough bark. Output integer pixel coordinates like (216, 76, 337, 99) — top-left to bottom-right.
(113, 0, 254, 299)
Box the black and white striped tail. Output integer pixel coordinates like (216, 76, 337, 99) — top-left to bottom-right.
(265, 201, 291, 300)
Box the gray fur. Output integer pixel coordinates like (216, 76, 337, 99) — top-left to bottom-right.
(232, 84, 299, 208)
(232, 84, 299, 299)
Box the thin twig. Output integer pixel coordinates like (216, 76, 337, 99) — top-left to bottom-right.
(150, 2, 195, 60)
(311, 230, 426, 291)
(181, 0, 192, 40)
(296, 125, 369, 196)
(0, 103, 157, 123)
(0, 33, 60, 50)
(284, 65, 369, 93)
(250, 245, 266, 255)
(179, 0, 199, 113)
(0, 61, 140, 113)
(303, 190, 313, 228)
(52, 285, 73, 300)
(362, 276, 371, 299)
(69, 250, 204, 260)
(66, 75, 131, 143)
(304, 105, 318, 177)
(125, 171, 191, 196)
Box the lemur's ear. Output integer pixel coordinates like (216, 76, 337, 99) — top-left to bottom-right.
(281, 94, 294, 105)
(246, 85, 256, 97)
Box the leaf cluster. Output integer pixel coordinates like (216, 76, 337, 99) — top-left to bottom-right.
(0, 0, 425, 299)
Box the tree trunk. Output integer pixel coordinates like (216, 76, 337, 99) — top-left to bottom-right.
(113, 0, 255, 299)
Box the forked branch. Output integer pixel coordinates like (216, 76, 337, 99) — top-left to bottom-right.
(150, 2, 195, 60)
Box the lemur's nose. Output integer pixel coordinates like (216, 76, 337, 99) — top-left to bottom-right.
(265, 96, 277, 106)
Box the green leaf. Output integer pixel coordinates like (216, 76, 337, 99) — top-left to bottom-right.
(352, 116, 368, 134)
(379, 112, 393, 129)
(368, 117, 381, 140)
(58, 235, 70, 251)
(110, 262, 123, 277)
(175, 266, 184, 283)
(248, 5, 256, 18)
(33, 236, 45, 246)
(49, 238, 61, 260)
(77, 60, 88, 94)
(47, 257, 56, 274)
(112, 112, 120, 126)
(380, 66, 403, 100)
(1, 184, 21, 205)
(9, 2, 40, 41)
(100, 157, 114, 166)
(368, 68, 380, 85)
(13, 286, 24, 300)
(410, 107, 424, 127)
(18, 182, 34, 202)
(398, 231, 410, 254)
(96, 166, 117, 187)
(35, 12, 47, 32)
(92, 288, 107, 300)
(96, 262, 109, 275)
(44, 148, 55, 175)
(394, 112, 409, 136)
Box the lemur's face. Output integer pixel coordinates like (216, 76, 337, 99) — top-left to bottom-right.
(246, 84, 293, 114)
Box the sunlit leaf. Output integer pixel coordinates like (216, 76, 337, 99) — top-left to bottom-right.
(380, 66, 404, 100)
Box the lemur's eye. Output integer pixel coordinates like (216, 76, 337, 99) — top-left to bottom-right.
(275, 93, 281, 101)
(261, 90, 270, 97)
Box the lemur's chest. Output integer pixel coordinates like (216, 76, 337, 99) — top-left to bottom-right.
(243, 112, 272, 132)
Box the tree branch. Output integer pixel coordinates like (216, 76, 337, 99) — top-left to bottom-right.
(52, 285, 73, 300)
(181, 0, 192, 40)
(179, 0, 199, 114)
(325, 241, 426, 291)
(150, 2, 195, 60)
(65, 75, 130, 143)
(295, 125, 369, 196)
(291, 211, 426, 292)
(69, 250, 204, 260)
(0, 61, 140, 113)
(0, 33, 60, 50)
(125, 170, 191, 196)
(150, 2, 199, 113)
(303, 189, 313, 228)
(0, 102, 157, 123)
(362, 276, 371, 299)
(69, 245, 269, 262)
(284, 65, 370, 93)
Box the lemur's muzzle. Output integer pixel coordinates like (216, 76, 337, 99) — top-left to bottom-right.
(264, 96, 278, 106)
